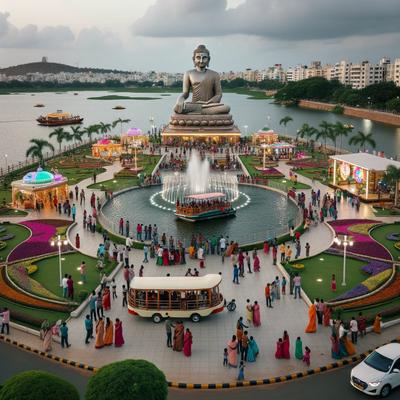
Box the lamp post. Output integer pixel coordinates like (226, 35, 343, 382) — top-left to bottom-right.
(243, 125, 248, 136)
(51, 235, 68, 287)
(4, 154, 8, 171)
(149, 116, 155, 135)
(260, 142, 268, 170)
(334, 235, 354, 286)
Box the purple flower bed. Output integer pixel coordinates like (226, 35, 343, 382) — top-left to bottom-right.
(361, 261, 391, 276)
(254, 167, 284, 177)
(328, 219, 392, 261)
(8, 220, 58, 262)
(334, 284, 370, 301)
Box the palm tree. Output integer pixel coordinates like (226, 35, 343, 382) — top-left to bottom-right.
(316, 121, 333, 153)
(49, 127, 68, 153)
(112, 118, 131, 135)
(26, 139, 55, 166)
(83, 124, 100, 143)
(98, 122, 112, 138)
(348, 131, 376, 152)
(334, 122, 353, 153)
(70, 126, 83, 146)
(279, 116, 293, 135)
(384, 165, 400, 206)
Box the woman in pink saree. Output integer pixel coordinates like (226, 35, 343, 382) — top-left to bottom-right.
(252, 301, 261, 327)
(114, 318, 125, 347)
(183, 328, 193, 357)
(282, 330, 290, 359)
(227, 335, 238, 368)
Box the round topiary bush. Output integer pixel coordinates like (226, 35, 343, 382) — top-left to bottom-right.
(85, 360, 167, 400)
(0, 370, 80, 400)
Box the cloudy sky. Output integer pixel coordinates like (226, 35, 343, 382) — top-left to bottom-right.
(0, 0, 399, 72)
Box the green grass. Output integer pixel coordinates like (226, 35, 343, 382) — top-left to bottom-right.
(57, 167, 106, 186)
(372, 207, 400, 217)
(269, 178, 310, 190)
(87, 95, 161, 101)
(0, 189, 12, 203)
(285, 253, 367, 301)
(0, 296, 69, 328)
(33, 252, 117, 300)
(295, 168, 328, 183)
(0, 224, 30, 262)
(0, 208, 27, 216)
(88, 177, 138, 192)
(370, 223, 400, 260)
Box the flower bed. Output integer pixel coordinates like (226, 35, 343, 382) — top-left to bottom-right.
(328, 219, 392, 261)
(8, 219, 72, 262)
(341, 271, 400, 310)
(254, 166, 285, 177)
(286, 159, 328, 168)
(361, 260, 392, 276)
(7, 264, 64, 301)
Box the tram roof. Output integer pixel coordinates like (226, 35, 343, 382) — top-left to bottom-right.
(130, 274, 222, 290)
(185, 192, 226, 200)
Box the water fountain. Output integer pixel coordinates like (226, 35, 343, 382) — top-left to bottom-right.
(161, 151, 239, 204)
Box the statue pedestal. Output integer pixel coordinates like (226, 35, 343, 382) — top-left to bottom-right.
(162, 114, 241, 144)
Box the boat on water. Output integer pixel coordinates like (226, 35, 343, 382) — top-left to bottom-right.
(36, 110, 83, 126)
(113, 105, 126, 110)
(34, 104, 45, 107)
(174, 192, 236, 222)
(74, 93, 79, 95)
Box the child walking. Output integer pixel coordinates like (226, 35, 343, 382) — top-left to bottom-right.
(237, 361, 245, 381)
(303, 346, 311, 367)
(223, 348, 228, 366)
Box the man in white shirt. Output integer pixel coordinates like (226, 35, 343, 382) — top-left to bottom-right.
(349, 317, 358, 344)
(219, 237, 226, 263)
(126, 236, 133, 249)
(62, 274, 68, 298)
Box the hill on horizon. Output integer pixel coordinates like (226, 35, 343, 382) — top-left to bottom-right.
(0, 61, 130, 76)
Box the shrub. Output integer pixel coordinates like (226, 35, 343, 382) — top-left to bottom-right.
(85, 360, 167, 400)
(0, 241, 6, 251)
(0, 371, 80, 400)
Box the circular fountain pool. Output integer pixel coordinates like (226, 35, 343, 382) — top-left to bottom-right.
(101, 185, 300, 245)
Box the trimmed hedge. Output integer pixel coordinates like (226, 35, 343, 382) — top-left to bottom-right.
(85, 360, 167, 400)
(0, 371, 80, 400)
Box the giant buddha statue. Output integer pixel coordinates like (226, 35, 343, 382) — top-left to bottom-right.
(174, 44, 230, 115)
(162, 45, 240, 143)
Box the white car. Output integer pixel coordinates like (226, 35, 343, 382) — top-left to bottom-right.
(350, 343, 400, 397)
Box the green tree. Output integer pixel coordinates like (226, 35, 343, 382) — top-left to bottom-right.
(70, 126, 83, 145)
(333, 122, 353, 152)
(316, 121, 333, 152)
(0, 370, 79, 400)
(386, 97, 400, 113)
(279, 115, 293, 135)
(112, 118, 131, 135)
(384, 165, 400, 206)
(85, 360, 167, 400)
(83, 124, 100, 143)
(25, 139, 55, 165)
(348, 131, 376, 151)
(98, 122, 112, 137)
(49, 127, 68, 153)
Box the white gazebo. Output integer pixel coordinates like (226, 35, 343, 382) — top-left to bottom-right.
(330, 152, 400, 201)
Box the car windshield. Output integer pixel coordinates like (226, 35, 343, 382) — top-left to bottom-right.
(364, 351, 393, 373)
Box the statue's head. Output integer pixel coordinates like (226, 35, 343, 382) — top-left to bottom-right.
(192, 44, 210, 70)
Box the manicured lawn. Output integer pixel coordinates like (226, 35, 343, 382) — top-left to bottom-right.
(33, 252, 117, 300)
(88, 177, 138, 192)
(0, 188, 12, 203)
(372, 207, 400, 217)
(57, 167, 106, 186)
(0, 224, 30, 262)
(0, 296, 69, 328)
(295, 168, 328, 183)
(285, 253, 367, 301)
(269, 177, 310, 190)
(370, 223, 400, 260)
(0, 208, 27, 216)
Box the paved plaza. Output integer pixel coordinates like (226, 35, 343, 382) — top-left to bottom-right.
(3, 154, 400, 383)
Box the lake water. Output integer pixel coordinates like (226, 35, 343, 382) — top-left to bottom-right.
(0, 90, 400, 168)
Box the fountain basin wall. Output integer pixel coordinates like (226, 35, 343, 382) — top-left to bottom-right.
(100, 184, 301, 247)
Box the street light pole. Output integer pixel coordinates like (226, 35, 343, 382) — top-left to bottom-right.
(334, 234, 354, 286)
(51, 234, 68, 287)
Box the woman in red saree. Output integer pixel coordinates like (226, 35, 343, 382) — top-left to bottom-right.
(252, 301, 261, 327)
(162, 248, 169, 266)
(114, 318, 125, 347)
(275, 338, 284, 359)
(227, 335, 238, 367)
(102, 288, 111, 311)
(282, 330, 290, 359)
(183, 328, 193, 357)
(305, 302, 317, 333)
(253, 254, 260, 272)
(323, 306, 331, 327)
